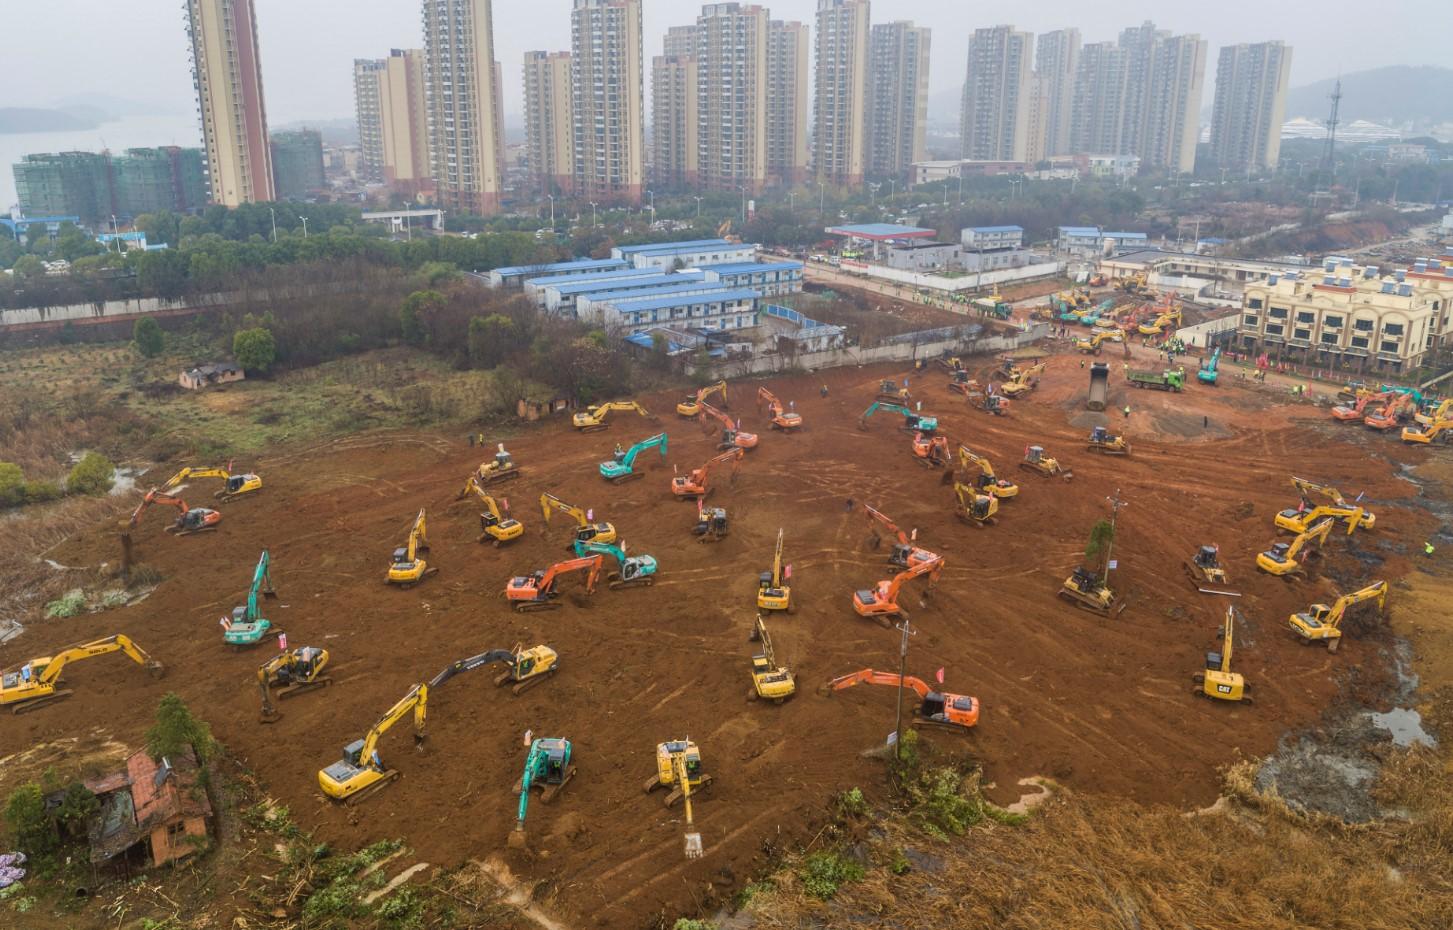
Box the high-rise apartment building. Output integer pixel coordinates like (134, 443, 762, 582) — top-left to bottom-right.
(422, 0, 506, 214)
(1143, 31, 1206, 174)
(1070, 41, 1128, 155)
(571, 0, 645, 204)
(1035, 29, 1080, 158)
(13, 148, 206, 221)
(355, 50, 431, 194)
(695, 3, 769, 193)
(524, 51, 575, 194)
(185, 0, 274, 205)
(663, 24, 698, 58)
(960, 25, 1033, 161)
(814, 0, 870, 186)
(867, 21, 930, 178)
(1209, 41, 1293, 174)
(765, 20, 809, 186)
(270, 130, 325, 200)
(354, 59, 387, 182)
(1021, 75, 1051, 165)
(652, 47, 697, 188)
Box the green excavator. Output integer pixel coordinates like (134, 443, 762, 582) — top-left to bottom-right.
(572, 539, 658, 588)
(508, 737, 576, 849)
(222, 550, 279, 647)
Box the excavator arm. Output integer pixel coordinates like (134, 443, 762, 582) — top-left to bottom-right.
(37, 634, 162, 686)
(825, 668, 932, 699)
(358, 683, 429, 765)
(429, 649, 517, 689)
(540, 493, 588, 530)
(542, 556, 605, 594)
(1332, 580, 1388, 622)
(862, 504, 909, 548)
(1288, 519, 1335, 559)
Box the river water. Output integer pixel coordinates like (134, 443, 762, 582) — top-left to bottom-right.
(0, 114, 201, 213)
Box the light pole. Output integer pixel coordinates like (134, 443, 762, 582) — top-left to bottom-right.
(1102, 489, 1125, 587)
(110, 215, 119, 253)
(547, 194, 555, 226)
(693, 195, 703, 218)
(300, 216, 309, 238)
(739, 186, 747, 224)
(818, 181, 825, 213)
(957, 172, 963, 205)
(589, 201, 598, 227)
(788, 191, 796, 214)
(647, 189, 655, 226)
(269, 207, 277, 243)
(889, 178, 897, 200)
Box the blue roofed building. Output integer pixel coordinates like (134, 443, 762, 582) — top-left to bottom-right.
(693, 260, 803, 296)
(611, 238, 757, 270)
(1056, 226, 1103, 256)
(484, 257, 629, 287)
(960, 225, 1023, 252)
(533, 269, 709, 313)
(598, 287, 761, 334)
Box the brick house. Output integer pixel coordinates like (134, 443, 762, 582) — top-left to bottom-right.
(179, 362, 245, 390)
(86, 746, 212, 870)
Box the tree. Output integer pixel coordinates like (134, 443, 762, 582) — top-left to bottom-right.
(467, 313, 520, 369)
(133, 316, 165, 357)
(233, 326, 277, 373)
(400, 289, 445, 346)
(67, 451, 115, 496)
(55, 222, 101, 261)
(3, 783, 58, 862)
(146, 692, 218, 764)
(0, 462, 24, 507)
(11, 254, 44, 278)
(1084, 518, 1116, 577)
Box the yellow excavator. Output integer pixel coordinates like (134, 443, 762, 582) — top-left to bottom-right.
(1402, 419, 1453, 444)
(677, 380, 728, 417)
(1274, 503, 1372, 535)
(957, 445, 1018, 499)
(162, 461, 263, 501)
(998, 362, 1045, 398)
(460, 475, 524, 545)
(1074, 329, 1124, 356)
(644, 739, 713, 809)
(1194, 605, 1250, 703)
(430, 643, 560, 695)
(1415, 398, 1453, 427)
(2, 634, 164, 713)
(756, 528, 793, 612)
(539, 492, 616, 547)
(749, 614, 795, 703)
(386, 509, 436, 587)
(1287, 476, 1377, 528)
(257, 647, 331, 723)
(952, 478, 998, 526)
(572, 401, 654, 432)
(1256, 518, 1334, 577)
(318, 683, 427, 804)
(1289, 580, 1387, 652)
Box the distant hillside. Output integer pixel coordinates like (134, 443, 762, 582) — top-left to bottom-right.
(52, 93, 180, 119)
(1285, 66, 1453, 125)
(0, 106, 102, 134)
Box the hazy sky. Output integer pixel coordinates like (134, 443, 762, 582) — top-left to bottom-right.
(1, 0, 1443, 126)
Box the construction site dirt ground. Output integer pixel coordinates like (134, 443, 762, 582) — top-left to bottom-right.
(7, 346, 1441, 927)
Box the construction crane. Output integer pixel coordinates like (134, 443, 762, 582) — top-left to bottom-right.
(539, 492, 615, 547)
(2, 634, 163, 713)
(1256, 518, 1334, 576)
(1020, 445, 1069, 478)
(1402, 419, 1453, 444)
(749, 614, 795, 702)
(1185, 545, 1238, 596)
(462, 443, 522, 487)
(573, 539, 658, 588)
(599, 432, 669, 482)
(1086, 426, 1132, 456)
(698, 401, 757, 450)
(859, 402, 938, 433)
(505, 555, 604, 611)
(386, 509, 436, 587)
(677, 381, 728, 418)
(1289, 580, 1387, 652)
(643, 739, 713, 807)
(852, 556, 944, 622)
(257, 647, 331, 723)
(1194, 606, 1250, 702)
(757, 386, 803, 430)
(957, 446, 1018, 499)
(861, 504, 939, 569)
(756, 528, 792, 612)
(319, 683, 428, 804)
(952, 478, 999, 526)
(430, 644, 559, 696)
(128, 489, 221, 535)
(823, 669, 980, 731)
(1197, 347, 1222, 386)
(1274, 503, 1372, 535)
(509, 737, 576, 849)
(222, 550, 279, 647)
(910, 431, 951, 467)
(461, 475, 524, 545)
(162, 461, 263, 501)
(572, 401, 654, 432)
(671, 446, 744, 499)
(692, 499, 730, 542)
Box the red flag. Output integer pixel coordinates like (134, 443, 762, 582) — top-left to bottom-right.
(278, 633, 288, 651)
(784, 564, 792, 579)
(935, 667, 945, 684)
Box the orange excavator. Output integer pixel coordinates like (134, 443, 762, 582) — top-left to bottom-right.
(862, 504, 939, 569)
(852, 556, 944, 623)
(1331, 391, 1391, 422)
(504, 555, 604, 611)
(671, 447, 745, 499)
(757, 387, 802, 431)
(823, 669, 980, 731)
(910, 432, 951, 467)
(698, 401, 757, 450)
(128, 489, 221, 535)
(1365, 392, 1417, 430)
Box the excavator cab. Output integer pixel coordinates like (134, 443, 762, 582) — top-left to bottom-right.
(693, 504, 729, 541)
(919, 692, 980, 728)
(174, 508, 221, 533)
(644, 739, 712, 806)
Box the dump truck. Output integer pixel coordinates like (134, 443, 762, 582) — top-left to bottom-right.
(1126, 368, 1185, 392)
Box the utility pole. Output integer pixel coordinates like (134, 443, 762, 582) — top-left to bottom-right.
(1102, 489, 1126, 585)
(892, 616, 915, 759)
(269, 207, 277, 243)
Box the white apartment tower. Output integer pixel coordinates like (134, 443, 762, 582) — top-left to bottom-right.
(867, 21, 931, 178)
(1210, 41, 1293, 174)
(766, 20, 810, 186)
(814, 0, 871, 186)
(524, 51, 575, 194)
(421, 0, 506, 214)
(960, 25, 1033, 162)
(1070, 41, 1128, 155)
(185, 0, 274, 205)
(571, 0, 645, 205)
(1035, 29, 1080, 158)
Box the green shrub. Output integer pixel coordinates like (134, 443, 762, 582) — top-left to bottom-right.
(145, 693, 218, 764)
(133, 317, 165, 357)
(836, 786, 868, 817)
(44, 589, 87, 618)
(233, 326, 277, 373)
(908, 767, 984, 839)
(0, 463, 23, 507)
(798, 851, 864, 900)
(22, 480, 62, 503)
(3, 783, 57, 863)
(67, 451, 115, 496)
(672, 920, 717, 930)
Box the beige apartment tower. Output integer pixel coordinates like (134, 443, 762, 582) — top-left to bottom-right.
(867, 21, 930, 178)
(354, 59, 387, 182)
(571, 0, 645, 205)
(652, 51, 697, 188)
(185, 0, 274, 205)
(696, 3, 769, 193)
(524, 51, 574, 194)
(422, 0, 505, 214)
(354, 50, 431, 195)
(814, 0, 870, 186)
(766, 20, 809, 186)
(1035, 29, 1080, 158)
(1210, 41, 1293, 174)
(961, 25, 1034, 162)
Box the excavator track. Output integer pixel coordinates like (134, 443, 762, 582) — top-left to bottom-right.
(607, 472, 645, 484)
(277, 677, 332, 700)
(912, 716, 973, 734)
(501, 667, 556, 695)
(514, 600, 563, 613)
(343, 770, 401, 806)
(518, 767, 578, 801)
(480, 470, 522, 486)
(10, 690, 74, 714)
(608, 576, 654, 590)
(663, 775, 713, 808)
(1057, 589, 1124, 616)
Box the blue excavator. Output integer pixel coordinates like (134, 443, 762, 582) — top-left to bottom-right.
(223, 550, 279, 647)
(599, 432, 668, 482)
(859, 402, 938, 433)
(573, 539, 658, 588)
(509, 737, 576, 849)
(1197, 347, 1221, 386)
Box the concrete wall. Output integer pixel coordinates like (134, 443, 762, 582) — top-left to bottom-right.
(0, 281, 355, 330)
(838, 259, 1062, 293)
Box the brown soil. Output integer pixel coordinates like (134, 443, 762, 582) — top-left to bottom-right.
(6, 350, 1434, 927)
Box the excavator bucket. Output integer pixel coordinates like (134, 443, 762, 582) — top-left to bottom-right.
(683, 831, 703, 859)
(508, 826, 527, 849)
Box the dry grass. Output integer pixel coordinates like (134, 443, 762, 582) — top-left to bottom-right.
(0, 495, 131, 625)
